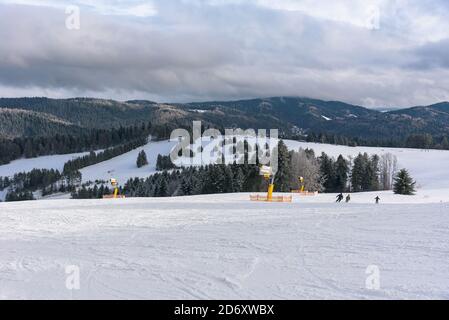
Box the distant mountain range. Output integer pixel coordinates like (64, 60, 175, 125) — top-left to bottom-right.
(1, 96, 448, 145)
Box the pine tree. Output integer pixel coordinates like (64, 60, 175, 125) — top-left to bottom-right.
(136, 150, 149, 168)
(274, 140, 291, 192)
(351, 153, 365, 192)
(440, 136, 449, 150)
(157, 176, 169, 197)
(319, 152, 336, 192)
(232, 167, 245, 192)
(334, 155, 349, 192)
(393, 169, 416, 195)
(223, 165, 234, 193)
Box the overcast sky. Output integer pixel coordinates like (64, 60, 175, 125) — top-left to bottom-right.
(0, 0, 448, 108)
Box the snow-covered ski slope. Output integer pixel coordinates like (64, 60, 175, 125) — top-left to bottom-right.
(2, 139, 449, 190)
(1, 139, 449, 299)
(79, 140, 176, 183)
(0, 151, 93, 177)
(0, 193, 448, 299)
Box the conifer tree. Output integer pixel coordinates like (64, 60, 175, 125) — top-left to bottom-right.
(274, 140, 292, 192)
(136, 150, 149, 168)
(334, 155, 349, 192)
(319, 152, 336, 192)
(393, 169, 416, 195)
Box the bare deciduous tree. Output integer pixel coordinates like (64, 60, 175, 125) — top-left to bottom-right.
(379, 153, 398, 190)
(290, 148, 324, 192)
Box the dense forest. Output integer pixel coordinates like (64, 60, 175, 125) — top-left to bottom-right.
(0, 124, 151, 165)
(304, 132, 449, 150)
(2, 97, 449, 152)
(0, 168, 80, 202)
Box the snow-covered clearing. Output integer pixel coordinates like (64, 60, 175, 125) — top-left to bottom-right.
(0, 151, 93, 177)
(79, 140, 176, 183)
(0, 192, 448, 299)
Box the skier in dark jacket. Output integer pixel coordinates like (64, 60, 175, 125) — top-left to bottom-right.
(336, 193, 344, 203)
(345, 194, 351, 203)
(375, 196, 380, 204)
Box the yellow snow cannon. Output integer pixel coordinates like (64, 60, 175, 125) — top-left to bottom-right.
(249, 165, 292, 203)
(103, 178, 126, 199)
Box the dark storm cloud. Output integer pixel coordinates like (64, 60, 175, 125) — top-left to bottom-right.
(407, 39, 449, 69)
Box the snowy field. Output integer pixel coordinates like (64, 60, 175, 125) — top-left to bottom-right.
(0, 192, 448, 299)
(1, 140, 449, 299)
(79, 140, 176, 183)
(0, 151, 93, 177)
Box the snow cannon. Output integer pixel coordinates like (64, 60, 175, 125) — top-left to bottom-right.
(291, 176, 318, 196)
(103, 178, 126, 199)
(249, 165, 292, 203)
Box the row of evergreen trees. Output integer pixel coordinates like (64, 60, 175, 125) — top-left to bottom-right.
(1, 167, 82, 202)
(156, 154, 178, 170)
(5, 169, 62, 191)
(71, 184, 112, 199)
(273, 141, 398, 193)
(0, 124, 153, 165)
(1, 168, 66, 202)
(2, 140, 414, 201)
(5, 190, 34, 202)
(305, 131, 449, 150)
(63, 138, 147, 174)
(122, 164, 260, 198)
(73, 140, 412, 199)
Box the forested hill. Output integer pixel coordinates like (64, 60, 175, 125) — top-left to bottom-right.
(1, 97, 449, 149)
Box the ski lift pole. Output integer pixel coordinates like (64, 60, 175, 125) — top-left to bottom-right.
(267, 174, 275, 201)
(110, 178, 119, 199)
(299, 176, 305, 192)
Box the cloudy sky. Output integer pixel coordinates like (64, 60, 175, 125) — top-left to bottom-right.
(0, 0, 448, 108)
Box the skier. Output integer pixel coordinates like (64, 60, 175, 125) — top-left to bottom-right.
(375, 196, 380, 204)
(336, 193, 344, 203)
(345, 194, 351, 203)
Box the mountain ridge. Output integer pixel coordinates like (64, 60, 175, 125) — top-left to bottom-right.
(1, 97, 448, 146)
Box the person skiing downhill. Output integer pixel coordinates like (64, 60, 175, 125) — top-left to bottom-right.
(336, 193, 344, 203)
(375, 196, 380, 204)
(345, 194, 351, 203)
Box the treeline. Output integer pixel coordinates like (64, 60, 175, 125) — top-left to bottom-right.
(305, 131, 449, 150)
(63, 138, 147, 174)
(1, 168, 81, 202)
(156, 154, 178, 171)
(122, 164, 260, 198)
(1, 137, 147, 202)
(71, 184, 113, 199)
(72, 141, 401, 199)
(0, 124, 152, 165)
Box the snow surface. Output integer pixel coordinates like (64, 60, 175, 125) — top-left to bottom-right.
(0, 151, 93, 178)
(79, 140, 177, 183)
(1, 139, 449, 299)
(0, 192, 448, 299)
